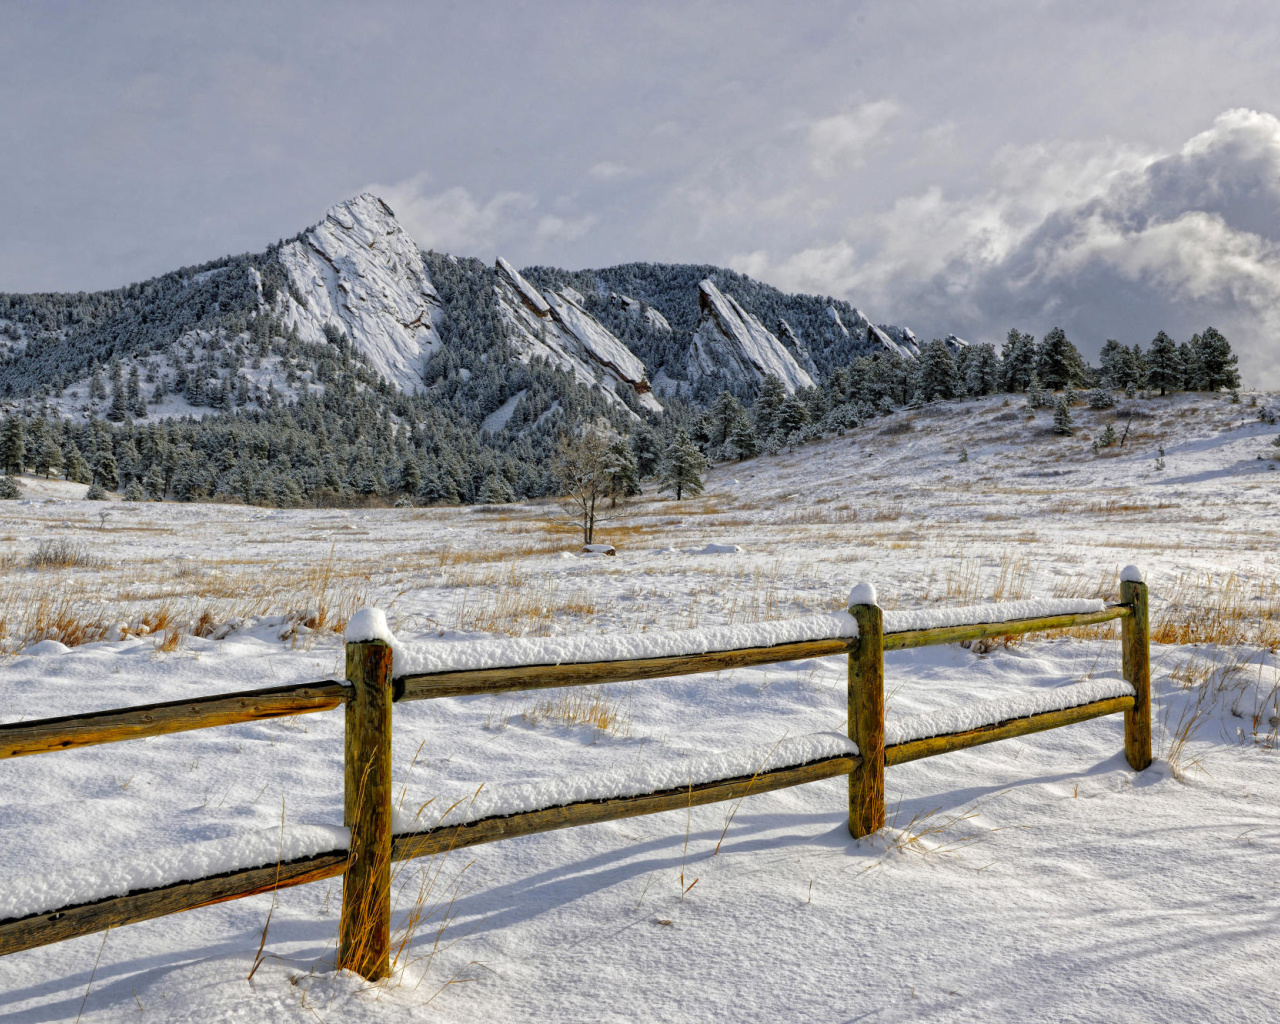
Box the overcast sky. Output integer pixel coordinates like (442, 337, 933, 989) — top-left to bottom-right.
(4, 1, 1280, 384)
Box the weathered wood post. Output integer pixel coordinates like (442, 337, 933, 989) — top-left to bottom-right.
(339, 622, 395, 981)
(848, 583, 885, 838)
(1120, 566, 1152, 771)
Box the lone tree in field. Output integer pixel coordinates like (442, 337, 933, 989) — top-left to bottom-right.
(660, 430, 708, 501)
(550, 432, 631, 545)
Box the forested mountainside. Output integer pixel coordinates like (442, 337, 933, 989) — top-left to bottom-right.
(0, 193, 1247, 508)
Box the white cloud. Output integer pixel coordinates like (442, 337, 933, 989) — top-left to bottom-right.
(740, 109, 1280, 385)
(365, 174, 600, 258)
(588, 161, 635, 180)
(368, 175, 535, 254)
(807, 100, 901, 177)
(535, 213, 596, 242)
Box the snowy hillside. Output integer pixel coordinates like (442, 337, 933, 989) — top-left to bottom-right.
(0, 389, 1276, 1021)
(277, 193, 443, 394)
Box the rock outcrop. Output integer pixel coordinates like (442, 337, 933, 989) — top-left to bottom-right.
(277, 193, 442, 393)
(690, 280, 815, 393)
(495, 258, 662, 415)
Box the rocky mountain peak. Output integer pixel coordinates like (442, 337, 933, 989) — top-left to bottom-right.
(276, 193, 442, 393)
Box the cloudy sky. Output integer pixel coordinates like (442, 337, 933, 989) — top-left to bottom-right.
(4, 1, 1280, 383)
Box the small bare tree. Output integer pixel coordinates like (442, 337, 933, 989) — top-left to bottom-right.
(549, 432, 630, 545)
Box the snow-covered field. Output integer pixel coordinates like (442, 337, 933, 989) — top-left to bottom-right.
(1, 390, 1278, 1022)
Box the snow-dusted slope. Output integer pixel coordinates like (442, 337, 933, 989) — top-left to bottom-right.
(495, 258, 662, 415)
(277, 194, 442, 393)
(691, 280, 815, 393)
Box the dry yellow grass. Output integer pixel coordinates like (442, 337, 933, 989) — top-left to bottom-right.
(519, 685, 633, 737)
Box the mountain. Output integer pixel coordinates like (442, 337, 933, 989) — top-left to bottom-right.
(0, 192, 942, 506)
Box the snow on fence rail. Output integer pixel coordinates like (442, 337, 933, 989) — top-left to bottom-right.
(0, 573, 1153, 980)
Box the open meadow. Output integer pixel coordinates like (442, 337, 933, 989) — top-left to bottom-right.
(1, 390, 1278, 1022)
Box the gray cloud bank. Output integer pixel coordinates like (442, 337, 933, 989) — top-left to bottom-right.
(737, 109, 1280, 386)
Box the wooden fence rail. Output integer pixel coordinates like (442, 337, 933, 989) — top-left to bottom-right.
(0, 578, 1151, 977)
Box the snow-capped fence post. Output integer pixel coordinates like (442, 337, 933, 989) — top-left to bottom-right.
(1120, 567, 1152, 771)
(339, 631, 395, 981)
(847, 584, 885, 838)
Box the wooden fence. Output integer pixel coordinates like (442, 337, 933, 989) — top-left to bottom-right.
(0, 578, 1150, 980)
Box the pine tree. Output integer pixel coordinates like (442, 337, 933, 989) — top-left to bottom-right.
(1126, 343, 1148, 391)
(659, 430, 708, 501)
(1100, 422, 1117, 447)
(63, 443, 92, 484)
(94, 451, 119, 491)
(724, 420, 761, 460)
(89, 363, 107, 401)
(124, 478, 146, 501)
(143, 464, 166, 499)
(1178, 339, 1200, 390)
(1098, 339, 1127, 388)
(108, 360, 128, 422)
(964, 343, 1001, 397)
(479, 473, 515, 504)
(707, 391, 747, 449)
(1000, 329, 1037, 392)
(776, 394, 810, 437)
(606, 437, 640, 505)
(1036, 327, 1087, 390)
(915, 340, 959, 402)
(1052, 395, 1075, 435)
(1146, 331, 1181, 395)
(0, 418, 25, 475)
(1192, 327, 1240, 391)
(37, 434, 63, 477)
(1026, 373, 1051, 409)
(753, 375, 788, 437)
(630, 425, 662, 478)
(399, 456, 422, 495)
(127, 364, 144, 417)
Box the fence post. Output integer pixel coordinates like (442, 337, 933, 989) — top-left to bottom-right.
(339, 638, 394, 981)
(1120, 567, 1151, 771)
(848, 584, 885, 838)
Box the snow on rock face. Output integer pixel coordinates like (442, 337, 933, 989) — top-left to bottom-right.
(277, 193, 442, 393)
(494, 258, 662, 415)
(827, 306, 920, 361)
(611, 292, 673, 333)
(691, 280, 814, 393)
(942, 334, 970, 356)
